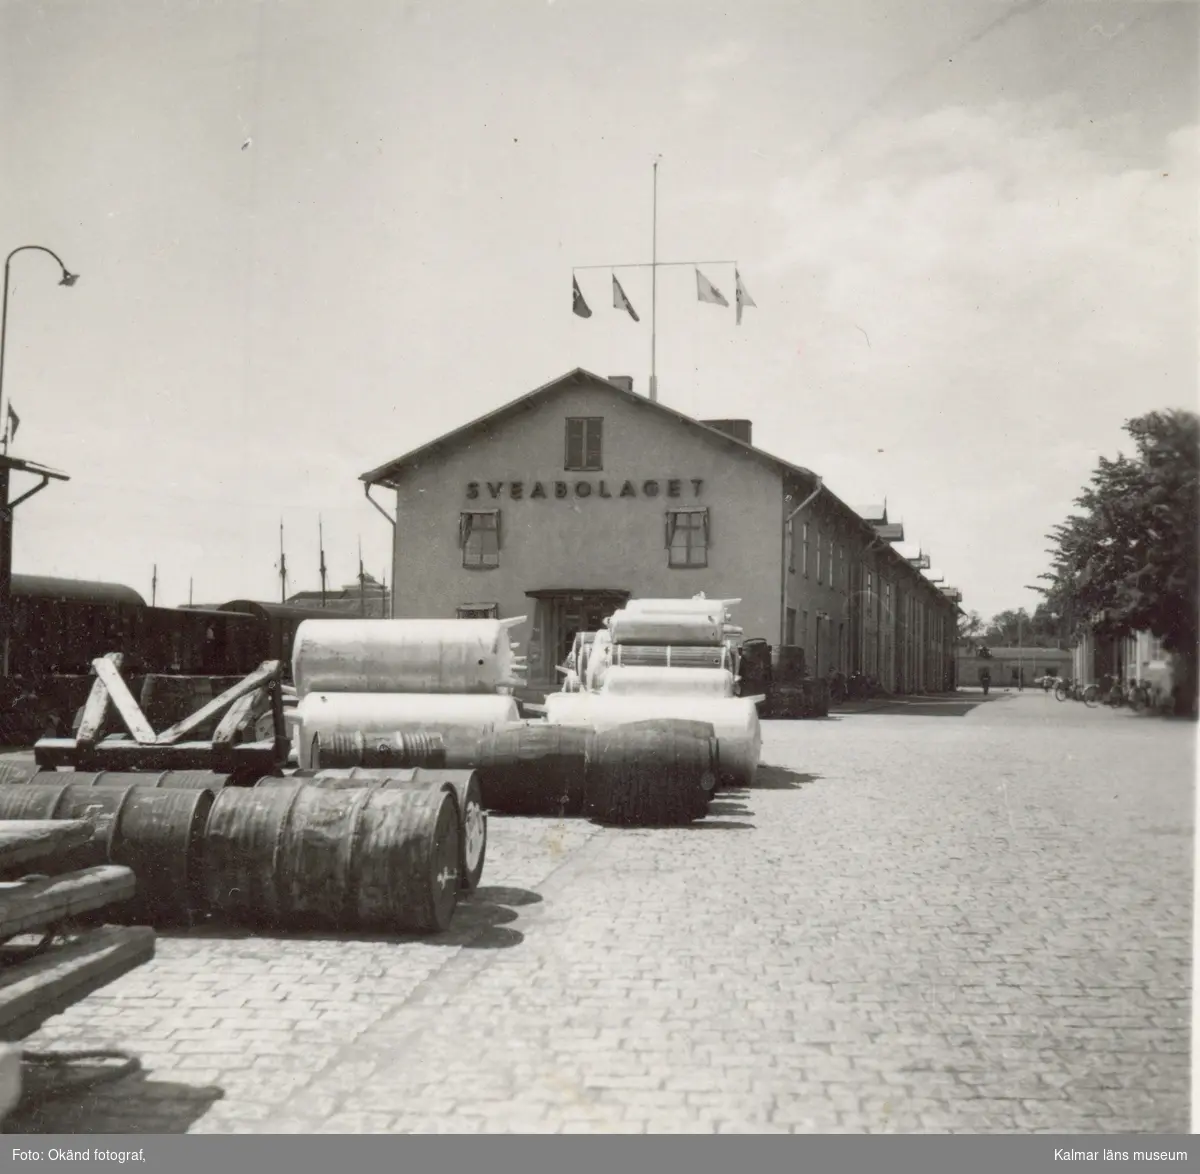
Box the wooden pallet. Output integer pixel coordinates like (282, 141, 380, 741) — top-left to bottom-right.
(33, 655, 287, 776)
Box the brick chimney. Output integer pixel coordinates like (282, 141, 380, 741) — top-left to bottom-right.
(607, 375, 634, 393)
(701, 418, 753, 446)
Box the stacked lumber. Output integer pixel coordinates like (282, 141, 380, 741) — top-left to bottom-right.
(0, 819, 155, 1057)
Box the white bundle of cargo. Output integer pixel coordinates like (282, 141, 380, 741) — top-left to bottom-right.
(607, 608, 725, 647)
(292, 617, 527, 698)
(543, 692, 762, 786)
(624, 597, 740, 620)
(601, 666, 735, 698)
(295, 691, 520, 770)
(610, 644, 734, 671)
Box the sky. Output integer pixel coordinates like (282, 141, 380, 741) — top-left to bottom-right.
(0, 0, 1195, 618)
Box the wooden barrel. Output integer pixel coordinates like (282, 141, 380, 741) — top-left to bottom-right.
(202, 782, 461, 933)
(278, 769, 486, 892)
(476, 722, 594, 816)
(108, 787, 214, 924)
(585, 720, 718, 827)
(312, 730, 448, 770)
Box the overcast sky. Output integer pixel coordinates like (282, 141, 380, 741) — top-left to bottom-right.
(0, 0, 1195, 618)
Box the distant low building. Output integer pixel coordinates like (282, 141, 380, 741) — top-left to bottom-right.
(955, 644, 1071, 687)
(287, 573, 390, 618)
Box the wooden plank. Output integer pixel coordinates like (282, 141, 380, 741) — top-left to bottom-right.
(76, 653, 123, 750)
(0, 866, 136, 939)
(91, 658, 157, 746)
(212, 688, 263, 749)
(0, 926, 156, 1042)
(155, 662, 280, 746)
(0, 822, 95, 873)
(31, 737, 282, 774)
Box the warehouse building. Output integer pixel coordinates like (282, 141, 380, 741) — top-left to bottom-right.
(361, 369, 960, 696)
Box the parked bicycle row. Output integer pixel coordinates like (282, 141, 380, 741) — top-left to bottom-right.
(1043, 671, 1169, 713)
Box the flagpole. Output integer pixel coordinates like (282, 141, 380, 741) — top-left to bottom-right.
(649, 157, 659, 404)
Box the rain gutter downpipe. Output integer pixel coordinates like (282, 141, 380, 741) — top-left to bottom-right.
(780, 477, 823, 646)
(364, 481, 397, 617)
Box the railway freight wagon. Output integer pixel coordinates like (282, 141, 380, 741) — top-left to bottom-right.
(1, 577, 358, 744)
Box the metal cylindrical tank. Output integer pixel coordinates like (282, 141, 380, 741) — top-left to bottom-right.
(204, 782, 461, 932)
(292, 618, 526, 698)
(585, 719, 718, 826)
(609, 644, 733, 671)
(600, 666, 735, 698)
(606, 610, 725, 646)
(543, 694, 761, 788)
(0, 761, 36, 786)
(624, 598, 739, 617)
(296, 692, 520, 770)
(311, 730, 447, 770)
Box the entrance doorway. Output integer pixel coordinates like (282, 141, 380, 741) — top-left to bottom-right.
(525, 588, 630, 690)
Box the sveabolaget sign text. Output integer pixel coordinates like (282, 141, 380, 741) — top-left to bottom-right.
(466, 479, 704, 501)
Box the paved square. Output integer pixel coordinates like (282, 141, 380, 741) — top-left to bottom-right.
(5, 692, 1192, 1134)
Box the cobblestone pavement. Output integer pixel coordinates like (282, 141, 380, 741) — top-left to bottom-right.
(4, 692, 1192, 1134)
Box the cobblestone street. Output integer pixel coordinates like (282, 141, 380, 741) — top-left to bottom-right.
(4, 691, 1192, 1135)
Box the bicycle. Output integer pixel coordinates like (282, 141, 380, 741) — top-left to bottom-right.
(1053, 676, 1072, 702)
(1126, 680, 1152, 713)
(1083, 677, 1125, 708)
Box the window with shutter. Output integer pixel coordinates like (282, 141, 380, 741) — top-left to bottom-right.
(565, 417, 603, 470)
(667, 508, 709, 568)
(460, 511, 500, 569)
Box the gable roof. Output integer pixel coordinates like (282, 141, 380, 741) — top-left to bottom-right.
(359, 367, 958, 604)
(361, 368, 825, 490)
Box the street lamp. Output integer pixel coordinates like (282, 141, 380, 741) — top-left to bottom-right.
(0, 244, 78, 681)
(0, 245, 80, 452)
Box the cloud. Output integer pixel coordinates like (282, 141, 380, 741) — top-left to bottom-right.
(681, 39, 755, 110)
(758, 100, 1196, 612)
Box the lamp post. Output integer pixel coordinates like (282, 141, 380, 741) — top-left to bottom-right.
(0, 245, 79, 679)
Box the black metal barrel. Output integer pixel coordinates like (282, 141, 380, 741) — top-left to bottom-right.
(475, 721, 594, 816)
(203, 782, 462, 933)
(25, 770, 234, 792)
(311, 730, 447, 770)
(108, 787, 215, 924)
(258, 769, 486, 892)
(584, 719, 718, 827)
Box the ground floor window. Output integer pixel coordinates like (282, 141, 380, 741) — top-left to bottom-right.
(666, 507, 709, 568)
(785, 607, 797, 646)
(456, 603, 499, 619)
(460, 510, 500, 569)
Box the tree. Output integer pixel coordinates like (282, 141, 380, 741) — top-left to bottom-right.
(957, 609, 984, 645)
(1038, 409, 1199, 714)
(981, 605, 1067, 648)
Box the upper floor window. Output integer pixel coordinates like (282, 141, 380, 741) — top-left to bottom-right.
(802, 522, 810, 577)
(460, 510, 500, 569)
(788, 521, 796, 573)
(816, 527, 823, 584)
(565, 417, 603, 471)
(666, 507, 709, 568)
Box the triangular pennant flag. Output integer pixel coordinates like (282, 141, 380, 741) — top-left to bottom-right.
(695, 268, 729, 307)
(612, 274, 640, 322)
(572, 276, 592, 318)
(6, 404, 19, 442)
(735, 269, 756, 326)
